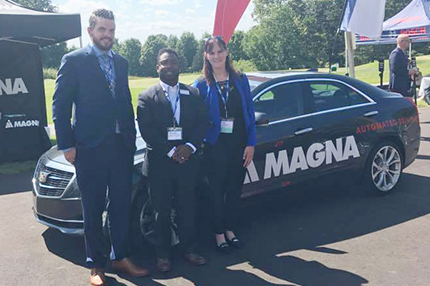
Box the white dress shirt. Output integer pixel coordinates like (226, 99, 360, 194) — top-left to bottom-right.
(160, 81, 196, 154)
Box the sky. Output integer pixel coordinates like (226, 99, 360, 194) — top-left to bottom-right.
(51, 0, 256, 48)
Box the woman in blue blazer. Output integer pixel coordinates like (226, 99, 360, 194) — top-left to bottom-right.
(194, 36, 256, 253)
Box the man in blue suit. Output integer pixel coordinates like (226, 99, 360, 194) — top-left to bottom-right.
(389, 34, 417, 96)
(53, 9, 149, 286)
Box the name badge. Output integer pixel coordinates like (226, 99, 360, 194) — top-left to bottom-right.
(220, 118, 234, 134)
(167, 127, 183, 141)
(180, 89, 190, 95)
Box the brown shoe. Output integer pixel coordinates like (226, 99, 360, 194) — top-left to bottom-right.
(90, 268, 105, 286)
(156, 258, 172, 273)
(183, 253, 207, 266)
(111, 258, 150, 277)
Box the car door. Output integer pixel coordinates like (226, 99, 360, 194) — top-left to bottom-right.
(241, 79, 315, 197)
(302, 78, 379, 175)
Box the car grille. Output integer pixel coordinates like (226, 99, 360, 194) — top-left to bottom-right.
(36, 164, 74, 197)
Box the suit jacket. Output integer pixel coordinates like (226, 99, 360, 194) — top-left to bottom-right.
(52, 45, 136, 151)
(193, 73, 257, 146)
(389, 47, 410, 96)
(136, 83, 209, 174)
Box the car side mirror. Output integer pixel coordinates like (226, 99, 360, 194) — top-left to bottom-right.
(255, 111, 269, 126)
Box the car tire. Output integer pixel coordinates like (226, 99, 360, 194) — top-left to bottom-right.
(364, 141, 403, 194)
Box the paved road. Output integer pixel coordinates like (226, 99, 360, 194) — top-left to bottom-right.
(2, 108, 430, 286)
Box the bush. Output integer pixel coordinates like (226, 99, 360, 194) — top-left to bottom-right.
(233, 60, 258, 72)
(43, 68, 58, 80)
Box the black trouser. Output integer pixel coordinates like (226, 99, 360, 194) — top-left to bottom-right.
(203, 140, 246, 234)
(147, 152, 199, 259)
(75, 134, 134, 268)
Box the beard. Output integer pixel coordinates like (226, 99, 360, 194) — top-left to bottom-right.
(93, 36, 113, 52)
(159, 69, 179, 85)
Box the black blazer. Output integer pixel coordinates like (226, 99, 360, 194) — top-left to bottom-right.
(52, 45, 136, 150)
(136, 83, 209, 168)
(389, 47, 410, 96)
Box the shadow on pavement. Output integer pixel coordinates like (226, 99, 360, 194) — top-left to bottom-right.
(0, 170, 33, 196)
(42, 172, 430, 286)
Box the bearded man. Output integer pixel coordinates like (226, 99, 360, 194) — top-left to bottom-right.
(52, 8, 149, 286)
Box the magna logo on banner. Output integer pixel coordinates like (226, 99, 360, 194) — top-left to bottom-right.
(0, 78, 29, 95)
(244, 135, 360, 184)
(5, 120, 39, 129)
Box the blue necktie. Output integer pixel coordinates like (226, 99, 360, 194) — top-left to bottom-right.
(101, 54, 115, 97)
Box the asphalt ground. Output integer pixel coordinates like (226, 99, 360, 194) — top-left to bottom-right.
(1, 108, 430, 286)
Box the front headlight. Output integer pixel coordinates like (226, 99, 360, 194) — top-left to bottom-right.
(62, 177, 81, 199)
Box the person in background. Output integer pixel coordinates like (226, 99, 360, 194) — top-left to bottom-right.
(136, 48, 209, 273)
(389, 34, 417, 96)
(52, 8, 149, 286)
(194, 36, 256, 254)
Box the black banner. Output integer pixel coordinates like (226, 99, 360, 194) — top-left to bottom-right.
(0, 40, 51, 163)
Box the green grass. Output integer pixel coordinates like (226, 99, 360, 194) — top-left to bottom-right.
(0, 160, 36, 175)
(44, 55, 430, 125)
(322, 55, 430, 84)
(0, 139, 57, 175)
(44, 73, 201, 125)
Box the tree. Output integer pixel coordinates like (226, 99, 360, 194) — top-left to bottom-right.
(112, 38, 123, 53)
(191, 32, 211, 73)
(41, 42, 68, 68)
(176, 32, 198, 71)
(140, 34, 168, 77)
(119, 38, 142, 76)
(244, 1, 310, 70)
(13, 0, 56, 11)
(248, 0, 350, 69)
(167, 35, 179, 49)
(228, 31, 249, 61)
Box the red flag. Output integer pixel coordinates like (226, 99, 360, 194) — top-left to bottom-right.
(213, 0, 251, 44)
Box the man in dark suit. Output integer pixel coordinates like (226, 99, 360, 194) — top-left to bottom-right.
(137, 48, 209, 272)
(389, 34, 417, 96)
(52, 9, 149, 286)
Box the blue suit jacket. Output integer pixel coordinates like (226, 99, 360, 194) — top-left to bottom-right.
(389, 47, 410, 96)
(53, 45, 136, 150)
(194, 73, 256, 146)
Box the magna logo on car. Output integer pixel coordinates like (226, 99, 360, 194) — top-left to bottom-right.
(244, 135, 360, 184)
(5, 119, 39, 129)
(0, 78, 29, 96)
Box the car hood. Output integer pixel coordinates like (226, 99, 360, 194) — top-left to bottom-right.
(47, 135, 147, 166)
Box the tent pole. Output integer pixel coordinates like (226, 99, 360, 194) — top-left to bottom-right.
(345, 32, 355, 77)
(345, 32, 349, 76)
(409, 40, 411, 57)
(329, 0, 349, 73)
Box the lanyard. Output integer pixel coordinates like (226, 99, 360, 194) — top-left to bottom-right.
(164, 89, 180, 126)
(215, 79, 230, 118)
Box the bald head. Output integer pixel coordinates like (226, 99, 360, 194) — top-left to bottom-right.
(397, 34, 409, 50)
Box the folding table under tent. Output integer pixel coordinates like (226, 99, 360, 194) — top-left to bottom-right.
(0, 0, 80, 163)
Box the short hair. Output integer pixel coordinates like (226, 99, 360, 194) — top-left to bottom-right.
(397, 34, 409, 45)
(157, 48, 179, 63)
(89, 9, 115, 29)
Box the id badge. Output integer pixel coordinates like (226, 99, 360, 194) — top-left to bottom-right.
(167, 127, 183, 141)
(220, 118, 234, 134)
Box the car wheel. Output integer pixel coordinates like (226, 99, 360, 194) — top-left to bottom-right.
(365, 141, 403, 194)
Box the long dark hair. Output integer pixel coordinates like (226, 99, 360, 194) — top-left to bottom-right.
(202, 36, 239, 85)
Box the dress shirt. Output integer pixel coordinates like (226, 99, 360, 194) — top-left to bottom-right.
(160, 81, 196, 154)
(91, 43, 120, 134)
